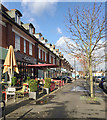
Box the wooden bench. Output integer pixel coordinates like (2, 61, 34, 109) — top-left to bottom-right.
(6, 87, 16, 102)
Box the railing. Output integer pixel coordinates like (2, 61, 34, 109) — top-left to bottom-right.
(0, 100, 5, 120)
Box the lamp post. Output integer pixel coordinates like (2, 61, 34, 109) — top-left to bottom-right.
(74, 57, 76, 81)
(68, 54, 76, 81)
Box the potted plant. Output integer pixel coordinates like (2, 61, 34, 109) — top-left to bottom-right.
(26, 76, 31, 83)
(11, 76, 17, 86)
(28, 79, 38, 100)
(44, 78, 51, 94)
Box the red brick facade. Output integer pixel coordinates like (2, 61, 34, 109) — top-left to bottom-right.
(0, 4, 73, 77)
(26, 41, 29, 56)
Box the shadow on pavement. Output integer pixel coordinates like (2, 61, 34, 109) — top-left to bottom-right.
(5, 99, 33, 115)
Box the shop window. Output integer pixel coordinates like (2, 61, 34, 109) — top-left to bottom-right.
(15, 34, 20, 51)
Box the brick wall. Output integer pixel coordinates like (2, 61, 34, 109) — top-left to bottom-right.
(0, 25, 7, 48)
(40, 49, 42, 60)
(35, 43, 38, 60)
(12, 32, 15, 48)
(32, 44, 35, 58)
(26, 41, 29, 55)
(43, 51, 45, 62)
(47, 52, 49, 64)
(38, 48, 39, 59)
(6, 23, 13, 47)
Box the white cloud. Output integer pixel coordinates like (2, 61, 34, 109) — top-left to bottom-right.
(55, 36, 70, 47)
(2, 0, 106, 2)
(21, 0, 58, 17)
(56, 36, 106, 71)
(28, 18, 35, 23)
(20, 1, 58, 33)
(55, 36, 81, 70)
(57, 27, 62, 34)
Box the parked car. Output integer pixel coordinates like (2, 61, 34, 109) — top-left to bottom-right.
(103, 79, 107, 91)
(95, 76, 104, 83)
(66, 76, 72, 83)
(51, 76, 72, 83)
(99, 76, 107, 89)
(99, 76, 107, 91)
(52, 76, 66, 83)
(93, 76, 97, 82)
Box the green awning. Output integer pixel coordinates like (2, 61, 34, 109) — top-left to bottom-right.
(0, 47, 8, 60)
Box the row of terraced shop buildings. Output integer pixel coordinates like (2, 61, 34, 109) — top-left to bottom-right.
(0, 4, 73, 81)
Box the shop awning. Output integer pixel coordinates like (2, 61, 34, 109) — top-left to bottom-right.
(27, 64, 59, 68)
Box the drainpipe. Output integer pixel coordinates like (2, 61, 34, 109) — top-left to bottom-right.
(0, 60, 2, 118)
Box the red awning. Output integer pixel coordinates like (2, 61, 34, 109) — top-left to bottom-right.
(27, 64, 59, 68)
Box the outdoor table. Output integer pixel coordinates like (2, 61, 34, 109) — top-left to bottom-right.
(50, 82, 55, 91)
(23, 83, 29, 92)
(51, 79, 62, 87)
(37, 79, 45, 84)
(62, 80, 64, 86)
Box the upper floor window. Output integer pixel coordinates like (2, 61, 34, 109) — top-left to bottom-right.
(39, 48, 41, 59)
(40, 50, 42, 60)
(15, 34, 20, 51)
(29, 26, 33, 34)
(45, 52, 47, 61)
(29, 43, 32, 55)
(49, 54, 51, 63)
(24, 40, 26, 53)
(15, 12, 20, 25)
(42, 51, 44, 60)
(53, 58, 55, 64)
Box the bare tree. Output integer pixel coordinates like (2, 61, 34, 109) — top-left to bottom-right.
(64, 3, 105, 97)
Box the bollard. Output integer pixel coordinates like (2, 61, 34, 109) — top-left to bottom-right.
(0, 101, 5, 120)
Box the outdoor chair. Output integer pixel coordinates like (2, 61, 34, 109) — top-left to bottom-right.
(15, 86, 30, 101)
(6, 87, 16, 102)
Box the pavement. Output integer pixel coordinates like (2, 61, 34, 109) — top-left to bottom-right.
(1, 79, 107, 119)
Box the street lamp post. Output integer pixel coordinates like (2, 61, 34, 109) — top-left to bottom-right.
(74, 57, 76, 81)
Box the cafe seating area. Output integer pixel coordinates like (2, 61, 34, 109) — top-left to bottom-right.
(1, 77, 67, 103)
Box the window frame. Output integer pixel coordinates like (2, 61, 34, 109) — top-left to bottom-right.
(15, 34, 20, 51)
(29, 43, 32, 56)
(24, 40, 26, 53)
(15, 12, 20, 25)
(29, 26, 32, 34)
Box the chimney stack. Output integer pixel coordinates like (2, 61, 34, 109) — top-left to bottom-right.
(32, 28, 35, 34)
(52, 44, 55, 49)
(41, 37, 44, 40)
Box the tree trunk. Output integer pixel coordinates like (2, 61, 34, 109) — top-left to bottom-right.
(89, 57, 94, 98)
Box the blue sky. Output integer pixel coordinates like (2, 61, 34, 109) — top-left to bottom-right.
(2, 1, 104, 45)
(2, 2, 73, 44)
(2, 1, 106, 71)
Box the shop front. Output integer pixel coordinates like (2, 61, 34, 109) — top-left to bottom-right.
(1, 48, 37, 82)
(15, 52, 37, 80)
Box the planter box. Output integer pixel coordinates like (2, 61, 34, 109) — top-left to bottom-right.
(29, 92, 37, 100)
